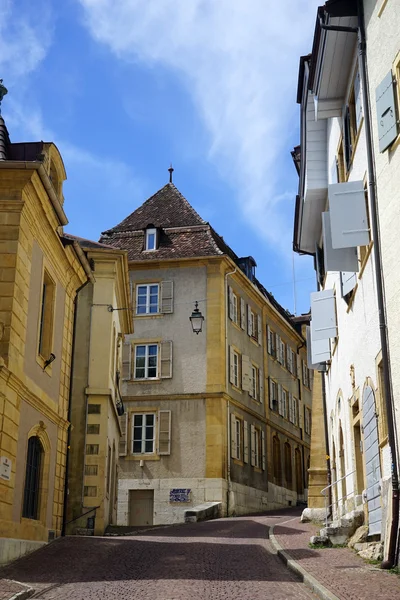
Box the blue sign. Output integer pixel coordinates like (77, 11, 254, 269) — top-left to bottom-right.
(170, 488, 191, 502)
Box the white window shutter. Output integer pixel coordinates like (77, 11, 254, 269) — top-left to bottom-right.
(247, 304, 252, 336)
(228, 286, 234, 320)
(269, 377, 274, 409)
(242, 355, 251, 392)
(282, 389, 287, 418)
(158, 410, 171, 455)
(119, 412, 128, 456)
(310, 322, 331, 364)
(122, 342, 132, 380)
(229, 346, 235, 384)
(328, 181, 370, 249)
(267, 325, 272, 354)
(261, 430, 266, 471)
(376, 70, 399, 152)
(276, 334, 282, 364)
(311, 289, 337, 341)
(243, 421, 249, 463)
(250, 424, 256, 466)
(240, 298, 246, 330)
(230, 413, 237, 459)
(354, 71, 363, 129)
(259, 369, 264, 403)
(249, 365, 254, 397)
(278, 384, 283, 415)
(160, 281, 174, 313)
(289, 393, 293, 423)
(322, 212, 359, 273)
(257, 314, 262, 344)
(341, 271, 357, 297)
(160, 341, 173, 378)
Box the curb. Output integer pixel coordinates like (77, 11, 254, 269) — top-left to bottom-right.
(7, 580, 35, 600)
(269, 525, 340, 600)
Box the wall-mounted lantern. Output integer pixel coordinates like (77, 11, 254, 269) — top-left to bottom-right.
(189, 301, 204, 334)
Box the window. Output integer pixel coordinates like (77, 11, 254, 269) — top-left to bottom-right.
(136, 284, 159, 314)
(267, 326, 276, 357)
(251, 426, 261, 468)
(250, 365, 259, 401)
(38, 270, 55, 359)
(232, 292, 238, 324)
(231, 349, 240, 388)
(289, 396, 299, 426)
(88, 404, 101, 414)
(277, 338, 286, 367)
(269, 378, 278, 411)
(22, 436, 43, 520)
(86, 444, 99, 455)
(132, 413, 155, 454)
(134, 344, 158, 379)
(279, 386, 287, 418)
(287, 347, 296, 374)
(302, 361, 310, 388)
(145, 228, 157, 251)
(305, 407, 312, 435)
(231, 415, 242, 460)
(87, 424, 100, 435)
(247, 305, 259, 342)
(85, 465, 98, 476)
(84, 486, 97, 497)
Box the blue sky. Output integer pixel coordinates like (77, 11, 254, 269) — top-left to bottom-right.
(1, 0, 321, 315)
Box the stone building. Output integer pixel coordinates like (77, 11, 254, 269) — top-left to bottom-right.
(0, 104, 89, 563)
(100, 180, 312, 525)
(65, 236, 132, 536)
(293, 0, 400, 566)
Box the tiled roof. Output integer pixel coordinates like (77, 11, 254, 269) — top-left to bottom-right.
(103, 183, 206, 234)
(63, 232, 118, 251)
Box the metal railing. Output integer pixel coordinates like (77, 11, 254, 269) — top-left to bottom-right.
(321, 470, 356, 527)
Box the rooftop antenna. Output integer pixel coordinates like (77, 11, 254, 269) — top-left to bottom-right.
(0, 80, 8, 115)
(168, 163, 174, 183)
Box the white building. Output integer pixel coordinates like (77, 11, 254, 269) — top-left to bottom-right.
(293, 0, 400, 567)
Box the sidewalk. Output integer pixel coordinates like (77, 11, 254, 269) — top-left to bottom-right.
(270, 515, 400, 600)
(0, 579, 33, 600)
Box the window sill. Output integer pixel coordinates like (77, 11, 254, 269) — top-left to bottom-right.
(135, 313, 165, 319)
(131, 378, 162, 384)
(253, 466, 262, 473)
(231, 384, 242, 393)
(36, 354, 53, 377)
(250, 336, 260, 347)
(233, 458, 244, 467)
(230, 319, 241, 331)
(125, 454, 160, 461)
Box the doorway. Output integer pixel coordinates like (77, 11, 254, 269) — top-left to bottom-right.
(129, 489, 154, 526)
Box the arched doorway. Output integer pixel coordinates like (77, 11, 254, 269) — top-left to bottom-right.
(273, 436, 282, 486)
(363, 385, 382, 535)
(339, 424, 347, 511)
(22, 436, 43, 520)
(284, 442, 292, 490)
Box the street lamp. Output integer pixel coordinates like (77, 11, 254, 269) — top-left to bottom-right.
(189, 301, 204, 334)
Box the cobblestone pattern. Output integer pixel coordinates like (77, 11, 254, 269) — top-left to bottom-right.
(0, 579, 31, 600)
(273, 516, 400, 600)
(0, 511, 315, 600)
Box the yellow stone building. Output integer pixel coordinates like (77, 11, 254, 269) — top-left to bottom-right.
(99, 181, 312, 525)
(0, 109, 90, 563)
(65, 236, 132, 535)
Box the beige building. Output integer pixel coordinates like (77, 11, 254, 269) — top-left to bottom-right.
(0, 104, 89, 563)
(99, 181, 312, 525)
(65, 236, 132, 535)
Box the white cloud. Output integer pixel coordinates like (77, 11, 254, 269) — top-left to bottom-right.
(77, 0, 320, 255)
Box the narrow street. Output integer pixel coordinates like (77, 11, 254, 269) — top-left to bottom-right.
(0, 511, 315, 600)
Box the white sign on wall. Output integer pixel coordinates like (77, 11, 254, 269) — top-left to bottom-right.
(0, 456, 12, 480)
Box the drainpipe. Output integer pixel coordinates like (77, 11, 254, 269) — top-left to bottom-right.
(61, 278, 91, 537)
(225, 267, 236, 516)
(323, 1, 400, 567)
(355, 0, 400, 569)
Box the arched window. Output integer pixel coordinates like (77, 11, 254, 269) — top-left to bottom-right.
(284, 442, 292, 489)
(273, 437, 282, 486)
(22, 437, 43, 520)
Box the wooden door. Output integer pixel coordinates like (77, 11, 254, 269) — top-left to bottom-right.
(129, 490, 154, 526)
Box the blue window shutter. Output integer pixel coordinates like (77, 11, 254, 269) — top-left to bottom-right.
(328, 180, 370, 249)
(322, 212, 359, 273)
(376, 71, 399, 152)
(310, 289, 337, 341)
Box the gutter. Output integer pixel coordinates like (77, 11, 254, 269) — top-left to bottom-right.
(0, 160, 68, 226)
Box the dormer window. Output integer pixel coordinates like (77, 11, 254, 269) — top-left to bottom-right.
(145, 227, 157, 251)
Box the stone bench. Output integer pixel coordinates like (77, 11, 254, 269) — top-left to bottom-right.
(184, 502, 222, 523)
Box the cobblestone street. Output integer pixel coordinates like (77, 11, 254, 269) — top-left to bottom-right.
(0, 511, 315, 600)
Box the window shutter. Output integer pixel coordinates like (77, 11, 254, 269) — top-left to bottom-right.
(250, 424, 256, 466)
(322, 212, 359, 273)
(122, 342, 132, 380)
(240, 298, 246, 330)
(354, 70, 363, 129)
(328, 180, 369, 249)
(376, 70, 399, 153)
(247, 304, 252, 336)
(341, 271, 357, 298)
(294, 398, 298, 426)
(282, 389, 287, 418)
(228, 286, 234, 321)
(243, 421, 249, 463)
(230, 413, 237, 459)
(160, 341, 173, 378)
(118, 412, 128, 456)
(249, 365, 254, 397)
(278, 384, 283, 415)
(160, 281, 174, 313)
(289, 393, 293, 423)
(242, 355, 251, 392)
(257, 314, 262, 344)
(269, 377, 274, 409)
(310, 321, 331, 365)
(261, 430, 266, 471)
(276, 334, 282, 364)
(130, 279, 134, 313)
(311, 289, 337, 341)
(259, 369, 264, 403)
(229, 346, 235, 384)
(344, 105, 352, 171)
(158, 410, 171, 455)
(287, 346, 292, 373)
(315, 243, 326, 287)
(292, 351, 297, 377)
(267, 325, 272, 354)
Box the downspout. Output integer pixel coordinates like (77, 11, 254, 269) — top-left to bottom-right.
(61, 277, 91, 536)
(225, 267, 236, 517)
(355, 0, 399, 569)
